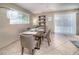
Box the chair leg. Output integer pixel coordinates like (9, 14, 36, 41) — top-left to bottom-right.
(49, 37, 51, 42)
(21, 47, 24, 55)
(37, 41, 40, 49)
(35, 42, 40, 50)
(35, 37, 41, 50)
(41, 36, 44, 41)
(47, 37, 51, 46)
(39, 37, 42, 45)
(32, 49, 35, 55)
(29, 49, 35, 55)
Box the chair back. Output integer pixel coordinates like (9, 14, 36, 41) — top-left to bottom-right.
(45, 29, 51, 37)
(20, 35, 36, 50)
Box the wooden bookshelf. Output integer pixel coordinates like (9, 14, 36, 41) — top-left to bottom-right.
(38, 15, 46, 33)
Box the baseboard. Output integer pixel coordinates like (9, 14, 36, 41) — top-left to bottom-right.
(0, 39, 19, 50)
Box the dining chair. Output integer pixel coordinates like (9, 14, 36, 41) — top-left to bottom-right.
(20, 34, 37, 55)
(43, 29, 51, 46)
(20, 27, 31, 33)
(27, 27, 31, 30)
(34, 32, 44, 49)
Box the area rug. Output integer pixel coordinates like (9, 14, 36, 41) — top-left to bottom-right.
(71, 41, 79, 48)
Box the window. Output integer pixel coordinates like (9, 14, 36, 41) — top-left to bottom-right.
(7, 10, 30, 24)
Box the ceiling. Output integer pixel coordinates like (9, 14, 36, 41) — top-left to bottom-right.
(16, 3, 79, 14)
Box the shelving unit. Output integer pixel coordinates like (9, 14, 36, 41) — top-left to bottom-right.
(38, 15, 46, 33)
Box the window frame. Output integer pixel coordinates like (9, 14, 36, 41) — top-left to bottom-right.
(7, 9, 30, 24)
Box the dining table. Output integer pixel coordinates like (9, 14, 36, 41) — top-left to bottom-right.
(20, 27, 45, 49)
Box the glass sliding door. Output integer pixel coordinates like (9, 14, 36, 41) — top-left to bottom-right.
(54, 12, 76, 35)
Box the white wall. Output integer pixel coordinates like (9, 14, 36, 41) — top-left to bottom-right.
(0, 4, 32, 48)
(76, 12, 79, 35)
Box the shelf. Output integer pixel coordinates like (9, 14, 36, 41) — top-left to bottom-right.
(38, 15, 46, 33)
(39, 21, 46, 23)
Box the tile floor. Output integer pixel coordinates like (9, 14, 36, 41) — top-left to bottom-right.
(0, 34, 79, 55)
